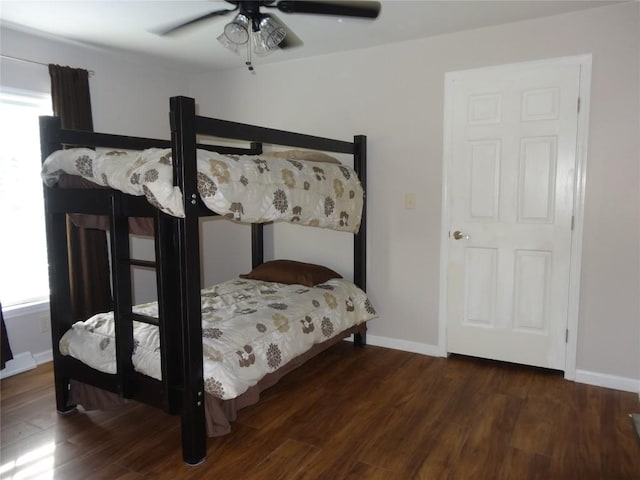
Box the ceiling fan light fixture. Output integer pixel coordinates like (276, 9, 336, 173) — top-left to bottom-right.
(155, 0, 381, 71)
(217, 32, 241, 54)
(223, 13, 250, 45)
(252, 16, 286, 55)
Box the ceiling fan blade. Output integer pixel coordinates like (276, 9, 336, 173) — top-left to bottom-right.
(153, 7, 237, 36)
(264, 13, 304, 49)
(275, 1, 380, 19)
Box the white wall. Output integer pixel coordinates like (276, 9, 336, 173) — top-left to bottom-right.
(189, 2, 640, 385)
(0, 25, 191, 371)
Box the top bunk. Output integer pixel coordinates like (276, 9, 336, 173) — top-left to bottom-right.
(40, 96, 367, 234)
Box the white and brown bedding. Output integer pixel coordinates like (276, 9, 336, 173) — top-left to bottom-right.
(60, 275, 376, 402)
(42, 148, 364, 233)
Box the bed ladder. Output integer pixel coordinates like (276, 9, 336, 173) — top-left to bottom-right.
(108, 194, 181, 413)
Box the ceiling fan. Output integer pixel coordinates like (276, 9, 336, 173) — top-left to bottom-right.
(155, 1, 381, 71)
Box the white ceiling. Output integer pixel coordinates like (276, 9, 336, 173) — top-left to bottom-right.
(0, 0, 622, 73)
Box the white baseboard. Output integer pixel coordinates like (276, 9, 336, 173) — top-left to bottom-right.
(366, 335, 446, 357)
(33, 349, 53, 365)
(0, 349, 52, 380)
(1, 352, 37, 379)
(575, 369, 640, 394)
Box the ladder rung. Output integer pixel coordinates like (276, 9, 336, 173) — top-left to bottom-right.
(131, 313, 159, 326)
(120, 259, 156, 268)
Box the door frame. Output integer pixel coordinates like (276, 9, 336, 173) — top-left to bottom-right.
(438, 55, 592, 380)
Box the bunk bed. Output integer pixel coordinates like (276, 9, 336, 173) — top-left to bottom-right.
(39, 96, 373, 465)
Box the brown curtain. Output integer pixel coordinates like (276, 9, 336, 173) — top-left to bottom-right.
(49, 64, 112, 321)
(0, 303, 12, 370)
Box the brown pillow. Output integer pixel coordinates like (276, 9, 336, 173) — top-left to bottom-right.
(240, 260, 342, 287)
(261, 149, 341, 164)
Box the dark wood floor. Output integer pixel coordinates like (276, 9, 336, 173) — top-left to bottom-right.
(2, 343, 639, 479)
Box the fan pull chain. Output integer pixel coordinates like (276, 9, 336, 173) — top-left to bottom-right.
(245, 28, 255, 73)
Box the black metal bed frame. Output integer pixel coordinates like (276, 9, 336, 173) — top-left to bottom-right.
(39, 96, 367, 465)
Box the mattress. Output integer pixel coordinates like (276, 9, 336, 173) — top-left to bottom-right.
(42, 148, 364, 233)
(59, 278, 376, 400)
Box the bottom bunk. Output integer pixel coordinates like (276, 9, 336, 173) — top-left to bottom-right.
(55, 267, 376, 437)
(67, 324, 366, 437)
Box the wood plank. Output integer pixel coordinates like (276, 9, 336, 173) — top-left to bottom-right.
(244, 439, 319, 480)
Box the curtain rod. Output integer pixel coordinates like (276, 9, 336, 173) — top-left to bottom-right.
(0, 54, 95, 76)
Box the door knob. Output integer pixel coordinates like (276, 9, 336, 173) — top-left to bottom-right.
(452, 230, 468, 240)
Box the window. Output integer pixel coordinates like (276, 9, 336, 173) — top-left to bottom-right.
(0, 89, 52, 307)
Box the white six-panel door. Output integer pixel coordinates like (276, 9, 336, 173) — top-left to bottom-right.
(443, 60, 582, 370)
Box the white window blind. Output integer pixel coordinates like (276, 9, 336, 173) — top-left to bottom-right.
(0, 90, 52, 307)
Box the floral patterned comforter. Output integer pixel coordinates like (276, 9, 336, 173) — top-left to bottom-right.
(59, 278, 376, 400)
(42, 148, 364, 233)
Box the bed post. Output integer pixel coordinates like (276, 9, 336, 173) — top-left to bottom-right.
(155, 210, 183, 413)
(251, 224, 264, 268)
(250, 143, 264, 268)
(39, 116, 77, 413)
(169, 96, 207, 465)
(353, 135, 367, 347)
